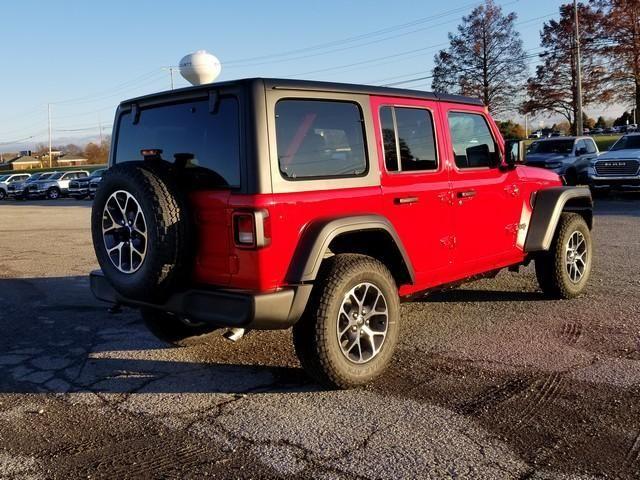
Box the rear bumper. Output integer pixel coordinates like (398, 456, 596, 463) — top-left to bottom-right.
(89, 270, 311, 330)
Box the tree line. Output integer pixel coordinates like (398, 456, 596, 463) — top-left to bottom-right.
(431, 0, 640, 135)
(33, 138, 110, 165)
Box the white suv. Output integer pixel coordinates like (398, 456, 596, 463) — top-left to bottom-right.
(0, 173, 31, 200)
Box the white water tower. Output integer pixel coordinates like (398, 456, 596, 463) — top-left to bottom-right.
(179, 50, 222, 86)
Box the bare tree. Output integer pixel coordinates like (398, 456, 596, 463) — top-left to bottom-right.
(431, 0, 527, 116)
(521, 3, 613, 134)
(593, 0, 640, 114)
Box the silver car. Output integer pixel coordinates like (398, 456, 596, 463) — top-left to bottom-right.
(26, 170, 90, 200)
(0, 173, 32, 200)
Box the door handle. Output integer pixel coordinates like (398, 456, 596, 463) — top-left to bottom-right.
(456, 190, 476, 198)
(394, 196, 419, 205)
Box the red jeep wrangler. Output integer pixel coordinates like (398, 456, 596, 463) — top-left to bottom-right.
(90, 78, 593, 388)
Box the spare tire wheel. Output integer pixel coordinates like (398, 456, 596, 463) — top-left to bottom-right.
(91, 161, 192, 302)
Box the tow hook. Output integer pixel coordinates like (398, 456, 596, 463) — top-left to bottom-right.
(223, 328, 247, 342)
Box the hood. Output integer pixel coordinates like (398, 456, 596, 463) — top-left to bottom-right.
(597, 149, 640, 160)
(525, 153, 568, 164)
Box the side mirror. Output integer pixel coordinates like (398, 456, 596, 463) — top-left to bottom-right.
(504, 139, 524, 169)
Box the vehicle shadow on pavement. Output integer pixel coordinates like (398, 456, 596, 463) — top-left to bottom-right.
(0, 275, 313, 397)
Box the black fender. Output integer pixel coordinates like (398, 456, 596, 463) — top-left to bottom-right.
(286, 215, 415, 284)
(524, 186, 593, 252)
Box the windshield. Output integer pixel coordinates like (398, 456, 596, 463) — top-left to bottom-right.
(610, 135, 640, 151)
(49, 172, 64, 180)
(90, 169, 106, 177)
(26, 174, 42, 182)
(528, 140, 574, 155)
(0, 175, 8, 182)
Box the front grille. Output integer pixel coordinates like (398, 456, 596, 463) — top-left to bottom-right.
(595, 159, 640, 176)
(90, 182, 99, 189)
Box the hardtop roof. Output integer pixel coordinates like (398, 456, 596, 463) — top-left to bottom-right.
(119, 77, 485, 108)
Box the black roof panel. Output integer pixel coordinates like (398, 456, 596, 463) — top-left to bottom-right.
(120, 77, 484, 108)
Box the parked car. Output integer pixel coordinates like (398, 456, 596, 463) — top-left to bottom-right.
(7, 172, 55, 200)
(0, 173, 31, 200)
(589, 133, 640, 192)
(68, 168, 107, 200)
(89, 78, 593, 388)
(524, 136, 599, 185)
(26, 170, 89, 199)
(89, 168, 108, 198)
(528, 131, 543, 139)
(591, 127, 604, 135)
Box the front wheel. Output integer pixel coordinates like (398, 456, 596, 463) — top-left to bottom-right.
(141, 308, 218, 346)
(0, 189, 6, 200)
(535, 213, 592, 299)
(292, 254, 400, 389)
(47, 188, 60, 200)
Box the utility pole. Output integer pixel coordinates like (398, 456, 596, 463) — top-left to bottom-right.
(525, 114, 529, 138)
(98, 113, 104, 145)
(161, 67, 176, 90)
(47, 103, 52, 168)
(574, 0, 584, 136)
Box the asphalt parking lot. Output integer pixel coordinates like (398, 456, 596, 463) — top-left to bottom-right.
(0, 196, 639, 479)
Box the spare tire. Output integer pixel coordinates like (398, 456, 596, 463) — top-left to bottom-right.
(91, 161, 192, 302)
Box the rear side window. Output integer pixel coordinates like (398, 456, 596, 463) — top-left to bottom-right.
(448, 112, 498, 169)
(275, 99, 367, 180)
(380, 106, 437, 172)
(115, 97, 240, 187)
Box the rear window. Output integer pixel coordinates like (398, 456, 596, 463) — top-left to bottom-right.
(115, 97, 240, 187)
(275, 99, 367, 180)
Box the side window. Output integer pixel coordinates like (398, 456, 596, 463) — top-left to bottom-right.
(575, 140, 585, 154)
(448, 112, 498, 169)
(78, 172, 88, 178)
(380, 107, 398, 171)
(380, 106, 437, 172)
(275, 99, 367, 180)
(585, 139, 597, 154)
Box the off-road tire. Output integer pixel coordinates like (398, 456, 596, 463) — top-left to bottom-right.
(292, 254, 400, 389)
(535, 213, 592, 299)
(141, 308, 217, 346)
(91, 161, 192, 302)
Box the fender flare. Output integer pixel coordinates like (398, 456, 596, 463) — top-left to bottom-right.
(524, 186, 593, 252)
(286, 215, 415, 284)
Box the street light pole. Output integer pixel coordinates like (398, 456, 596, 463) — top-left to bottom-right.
(574, 0, 584, 135)
(48, 103, 52, 168)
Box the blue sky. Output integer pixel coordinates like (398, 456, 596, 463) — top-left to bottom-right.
(0, 0, 625, 151)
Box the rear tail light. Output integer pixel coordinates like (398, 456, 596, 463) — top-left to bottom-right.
(233, 210, 270, 248)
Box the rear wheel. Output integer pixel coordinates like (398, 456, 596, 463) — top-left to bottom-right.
(535, 213, 592, 299)
(141, 308, 217, 346)
(292, 254, 400, 389)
